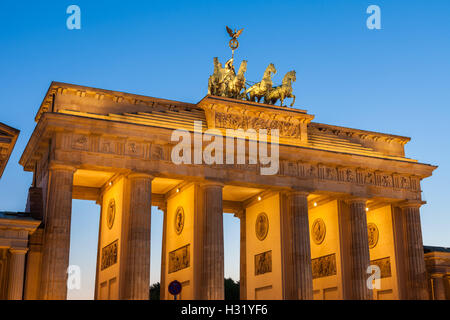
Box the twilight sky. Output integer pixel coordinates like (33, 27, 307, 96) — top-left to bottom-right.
(0, 0, 449, 299)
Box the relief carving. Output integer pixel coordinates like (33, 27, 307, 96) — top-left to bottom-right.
(345, 168, 355, 182)
(125, 141, 143, 157)
(312, 253, 337, 279)
(101, 240, 118, 270)
(72, 135, 88, 150)
(168, 244, 190, 273)
(255, 212, 269, 241)
(364, 171, 375, 185)
(380, 175, 393, 188)
(367, 223, 379, 249)
(370, 257, 391, 278)
(101, 141, 112, 153)
(400, 176, 411, 189)
(311, 218, 326, 245)
(215, 112, 301, 138)
(107, 199, 115, 230)
(174, 207, 185, 235)
(151, 144, 164, 161)
(255, 250, 272, 275)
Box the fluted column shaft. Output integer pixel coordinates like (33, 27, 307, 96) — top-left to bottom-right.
(39, 164, 75, 300)
(7, 249, 28, 300)
(200, 183, 224, 300)
(24, 229, 43, 300)
(239, 209, 247, 300)
(347, 199, 371, 300)
(288, 191, 313, 299)
(121, 173, 153, 300)
(160, 206, 167, 300)
(401, 203, 428, 299)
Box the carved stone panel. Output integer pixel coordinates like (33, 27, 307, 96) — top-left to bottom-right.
(255, 212, 269, 241)
(214, 112, 301, 138)
(312, 253, 337, 279)
(125, 141, 144, 157)
(367, 223, 379, 249)
(174, 207, 185, 235)
(101, 240, 118, 271)
(168, 244, 190, 274)
(107, 198, 116, 230)
(370, 257, 391, 278)
(72, 135, 89, 151)
(100, 139, 115, 154)
(311, 218, 326, 245)
(255, 250, 272, 276)
(151, 144, 165, 161)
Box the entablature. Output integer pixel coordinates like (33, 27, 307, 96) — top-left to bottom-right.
(20, 112, 436, 203)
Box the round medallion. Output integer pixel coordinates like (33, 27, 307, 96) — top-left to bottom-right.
(311, 218, 326, 245)
(367, 223, 379, 249)
(174, 207, 185, 235)
(255, 212, 269, 241)
(107, 199, 116, 230)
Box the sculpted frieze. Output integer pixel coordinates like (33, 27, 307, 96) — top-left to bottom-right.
(72, 134, 89, 151)
(125, 141, 144, 158)
(61, 132, 420, 194)
(214, 111, 301, 138)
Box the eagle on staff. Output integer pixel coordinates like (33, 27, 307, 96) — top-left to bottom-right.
(226, 26, 244, 40)
(207, 26, 297, 107)
(226, 26, 243, 53)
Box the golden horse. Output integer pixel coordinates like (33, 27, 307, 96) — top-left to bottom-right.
(264, 70, 296, 107)
(245, 63, 276, 103)
(208, 57, 224, 96)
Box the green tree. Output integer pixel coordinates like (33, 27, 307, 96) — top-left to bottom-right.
(150, 282, 160, 300)
(224, 278, 240, 300)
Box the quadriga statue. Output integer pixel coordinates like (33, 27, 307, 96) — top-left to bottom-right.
(207, 57, 247, 99)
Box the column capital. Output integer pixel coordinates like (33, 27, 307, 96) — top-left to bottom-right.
(127, 172, 154, 180)
(286, 189, 310, 197)
(48, 163, 76, 173)
(9, 248, 28, 255)
(397, 200, 426, 209)
(198, 180, 224, 189)
(233, 209, 245, 220)
(345, 197, 368, 206)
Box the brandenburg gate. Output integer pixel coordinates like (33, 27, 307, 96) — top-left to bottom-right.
(16, 79, 436, 300)
(14, 29, 438, 300)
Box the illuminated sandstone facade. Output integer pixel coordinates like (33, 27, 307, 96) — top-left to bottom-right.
(16, 81, 440, 300)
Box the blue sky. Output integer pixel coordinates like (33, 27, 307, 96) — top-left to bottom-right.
(0, 0, 449, 299)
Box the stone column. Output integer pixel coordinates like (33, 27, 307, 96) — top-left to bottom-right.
(346, 198, 372, 300)
(401, 202, 428, 299)
(198, 182, 224, 300)
(7, 248, 28, 300)
(120, 173, 153, 300)
(24, 228, 43, 300)
(39, 164, 75, 300)
(239, 209, 247, 300)
(430, 275, 447, 300)
(160, 205, 167, 300)
(288, 191, 313, 300)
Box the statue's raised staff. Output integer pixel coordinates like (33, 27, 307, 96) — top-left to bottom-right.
(264, 70, 296, 107)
